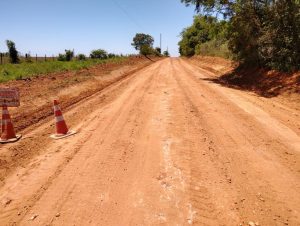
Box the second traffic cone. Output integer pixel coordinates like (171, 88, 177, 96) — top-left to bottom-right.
(0, 105, 21, 144)
(50, 100, 76, 140)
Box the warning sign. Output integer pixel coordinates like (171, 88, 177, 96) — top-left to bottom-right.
(0, 88, 20, 107)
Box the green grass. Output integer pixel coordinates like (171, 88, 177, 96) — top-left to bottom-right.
(0, 57, 127, 83)
(195, 40, 233, 59)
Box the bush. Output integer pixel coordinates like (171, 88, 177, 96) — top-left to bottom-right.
(163, 50, 170, 57)
(57, 54, 66, 61)
(140, 45, 153, 56)
(65, 50, 74, 61)
(90, 49, 108, 59)
(181, 0, 300, 72)
(6, 40, 19, 64)
(77, 54, 86, 61)
(108, 53, 117, 58)
(195, 39, 232, 59)
(57, 50, 74, 62)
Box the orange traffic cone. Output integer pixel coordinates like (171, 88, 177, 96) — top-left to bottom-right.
(0, 105, 21, 143)
(50, 100, 76, 139)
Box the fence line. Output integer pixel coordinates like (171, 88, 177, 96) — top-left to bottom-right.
(0, 53, 143, 65)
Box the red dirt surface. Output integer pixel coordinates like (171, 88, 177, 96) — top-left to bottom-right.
(0, 57, 156, 186)
(0, 57, 299, 226)
(188, 55, 300, 99)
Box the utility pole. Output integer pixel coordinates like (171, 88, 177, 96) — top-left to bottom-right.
(160, 33, 162, 52)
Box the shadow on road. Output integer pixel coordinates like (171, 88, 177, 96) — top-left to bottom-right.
(201, 67, 300, 98)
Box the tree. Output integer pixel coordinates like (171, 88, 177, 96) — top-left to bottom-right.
(132, 33, 154, 51)
(163, 50, 170, 57)
(155, 47, 161, 54)
(57, 49, 74, 61)
(181, 0, 233, 17)
(65, 50, 74, 61)
(77, 54, 86, 61)
(6, 40, 19, 64)
(178, 15, 229, 57)
(181, 0, 300, 71)
(90, 49, 108, 59)
(140, 45, 153, 57)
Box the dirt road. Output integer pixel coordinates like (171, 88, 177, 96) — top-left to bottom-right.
(0, 58, 299, 226)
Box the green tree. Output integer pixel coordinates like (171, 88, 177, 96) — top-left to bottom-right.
(57, 49, 74, 61)
(90, 49, 108, 59)
(6, 40, 19, 64)
(140, 45, 153, 56)
(77, 54, 86, 61)
(178, 15, 229, 57)
(163, 50, 170, 57)
(155, 47, 161, 54)
(132, 33, 154, 51)
(65, 50, 74, 61)
(181, 0, 300, 71)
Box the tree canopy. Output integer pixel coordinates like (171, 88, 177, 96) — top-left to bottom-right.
(6, 40, 19, 64)
(180, 0, 300, 71)
(178, 16, 229, 57)
(131, 33, 154, 51)
(90, 49, 108, 59)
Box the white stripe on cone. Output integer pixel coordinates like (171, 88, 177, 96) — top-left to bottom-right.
(0, 119, 12, 125)
(53, 105, 61, 111)
(55, 115, 65, 123)
(2, 110, 9, 114)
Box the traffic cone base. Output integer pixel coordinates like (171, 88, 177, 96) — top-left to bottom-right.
(50, 130, 77, 140)
(51, 100, 77, 140)
(0, 134, 22, 144)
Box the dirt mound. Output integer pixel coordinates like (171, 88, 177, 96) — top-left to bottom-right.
(188, 56, 300, 98)
(188, 55, 236, 75)
(220, 68, 300, 98)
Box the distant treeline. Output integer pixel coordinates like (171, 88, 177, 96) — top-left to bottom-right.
(180, 0, 300, 72)
(0, 40, 133, 65)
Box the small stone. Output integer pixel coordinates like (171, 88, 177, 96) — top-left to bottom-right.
(4, 198, 12, 206)
(29, 214, 38, 221)
(248, 221, 255, 226)
(55, 213, 60, 217)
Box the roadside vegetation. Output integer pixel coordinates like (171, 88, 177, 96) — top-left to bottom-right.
(180, 0, 300, 72)
(0, 57, 127, 82)
(0, 33, 167, 83)
(178, 16, 231, 59)
(0, 40, 130, 82)
(132, 33, 169, 58)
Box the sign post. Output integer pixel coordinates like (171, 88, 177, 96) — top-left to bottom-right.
(0, 88, 21, 143)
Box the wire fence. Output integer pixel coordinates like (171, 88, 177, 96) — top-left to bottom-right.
(0, 53, 142, 65)
(0, 53, 58, 65)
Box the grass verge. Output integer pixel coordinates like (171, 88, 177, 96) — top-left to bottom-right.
(0, 57, 127, 82)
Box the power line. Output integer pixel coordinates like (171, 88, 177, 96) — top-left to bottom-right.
(111, 0, 144, 31)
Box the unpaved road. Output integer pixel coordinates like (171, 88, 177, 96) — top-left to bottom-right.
(0, 58, 299, 226)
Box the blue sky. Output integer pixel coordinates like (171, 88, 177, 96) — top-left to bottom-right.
(0, 0, 196, 57)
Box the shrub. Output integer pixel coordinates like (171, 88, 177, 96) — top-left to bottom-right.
(57, 50, 74, 62)
(195, 39, 232, 59)
(57, 54, 66, 61)
(77, 54, 86, 61)
(140, 45, 153, 56)
(6, 40, 19, 64)
(65, 50, 74, 61)
(90, 49, 108, 59)
(163, 50, 170, 57)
